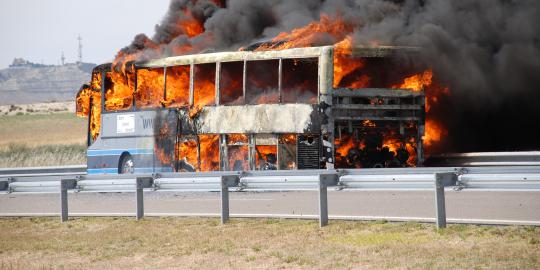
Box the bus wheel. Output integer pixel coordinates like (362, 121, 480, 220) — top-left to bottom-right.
(119, 154, 135, 174)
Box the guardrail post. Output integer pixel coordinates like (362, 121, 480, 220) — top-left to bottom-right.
(221, 176, 230, 224)
(434, 173, 458, 229)
(318, 178, 329, 227)
(136, 177, 144, 220)
(434, 176, 446, 229)
(0, 179, 8, 192)
(60, 179, 69, 222)
(318, 173, 339, 228)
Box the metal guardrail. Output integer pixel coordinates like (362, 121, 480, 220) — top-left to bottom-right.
(2, 166, 540, 228)
(425, 151, 540, 167)
(0, 165, 87, 176)
(2, 167, 540, 194)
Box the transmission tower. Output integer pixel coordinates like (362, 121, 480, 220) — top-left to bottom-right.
(77, 35, 83, 63)
(61, 51, 66, 65)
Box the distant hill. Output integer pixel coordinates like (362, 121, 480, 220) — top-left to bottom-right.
(0, 58, 95, 105)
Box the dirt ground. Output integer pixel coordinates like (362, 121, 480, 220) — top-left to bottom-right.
(0, 101, 74, 116)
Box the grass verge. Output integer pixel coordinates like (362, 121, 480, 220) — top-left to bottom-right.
(0, 143, 86, 167)
(0, 112, 87, 167)
(0, 113, 86, 148)
(0, 217, 538, 269)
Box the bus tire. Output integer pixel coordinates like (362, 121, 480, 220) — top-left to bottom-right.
(119, 154, 135, 174)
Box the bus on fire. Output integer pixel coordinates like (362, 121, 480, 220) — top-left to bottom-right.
(76, 45, 425, 174)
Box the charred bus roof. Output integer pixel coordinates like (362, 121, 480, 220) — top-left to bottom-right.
(134, 45, 420, 69)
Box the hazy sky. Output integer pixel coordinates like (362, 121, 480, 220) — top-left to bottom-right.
(0, 0, 170, 68)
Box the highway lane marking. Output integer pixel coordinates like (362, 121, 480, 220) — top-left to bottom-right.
(169, 198, 274, 201)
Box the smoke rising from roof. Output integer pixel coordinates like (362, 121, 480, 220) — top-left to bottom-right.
(117, 0, 540, 152)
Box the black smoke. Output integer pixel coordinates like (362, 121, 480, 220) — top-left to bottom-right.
(118, 0, 540, 153)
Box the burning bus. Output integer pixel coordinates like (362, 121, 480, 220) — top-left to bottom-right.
(76, 45, 426, 174)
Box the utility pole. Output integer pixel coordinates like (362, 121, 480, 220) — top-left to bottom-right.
(77, 35, 83, 63)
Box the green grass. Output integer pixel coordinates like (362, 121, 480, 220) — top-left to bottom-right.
(0, 218, 538, 269)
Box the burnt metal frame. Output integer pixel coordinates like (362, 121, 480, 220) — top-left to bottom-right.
(91, 46, 423, 172)
(331, 88, 426, 166)
(136, 57, 320, 108)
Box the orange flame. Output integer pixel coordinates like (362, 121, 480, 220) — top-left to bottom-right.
(382, 136, 417, 167)
(176, 139, 198, 171)
(179, 8, 205, 38)
(136, 68, 164, 108)
(280, 134, 297, 144)
(193, 64, 216, 107)
(76, 85, 102, 141)
(335, 136, 356, 158)
(424, 119, 447, 147)
(199, 135, 220, 171)
(255, 145, 277, 169)
(228, 134, 249, 144)
(333, 37, 370, 89)
(76, 71, 103, 141)
(279, 134, 297, 169)
(391, 69, 450, 148)
(391, 70, 433, 92)
(90, 72, 102, 90)
(105, 71, 134, 111)
(164, 65, 190, 107)
(255, 14, 354, 51)
(76, 85, 93, 117)
(227, 134, 249, 171)
(362, 120, 376, 127)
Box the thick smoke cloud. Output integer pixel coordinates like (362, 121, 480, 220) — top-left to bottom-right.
(119, 0, 540, 153)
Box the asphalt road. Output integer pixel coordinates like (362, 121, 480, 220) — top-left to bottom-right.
(1, 190, 539, 225)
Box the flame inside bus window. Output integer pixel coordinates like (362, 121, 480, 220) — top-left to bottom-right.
(175, 137, 198, 172)
(246, 60, 279, 104)
(105, 71, 134, 111)
(282, 58, 318, 104)
(334, 120, 418, 168)
(76, 85, 101, 143)
(199, 134, 220, 172)
(255, 145, 277, 170)
(279, 134, 297, 170)
(194, 63, 216, 107)
(89, 93, 102, 143)
(219, 61, 244, 105)
(227, 134, 249, 171)
(136, 68, 164, 109)
(165, 65, 190, 107)
(333, 55, 428, 90)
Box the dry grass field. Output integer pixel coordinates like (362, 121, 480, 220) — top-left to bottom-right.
(0, 113, 86, 167)
(0, 217, 538, 269)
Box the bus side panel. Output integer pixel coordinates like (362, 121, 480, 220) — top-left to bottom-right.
(87, 111, 157, 174)
(87, 136, 156, 174)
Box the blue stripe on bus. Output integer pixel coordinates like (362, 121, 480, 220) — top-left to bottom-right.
(87, 168, 118, 174)
(87, 149, 154, 157)
(87, 167, 174, 174)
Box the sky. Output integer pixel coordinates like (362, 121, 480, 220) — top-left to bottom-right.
(0, 0, 170, 68)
